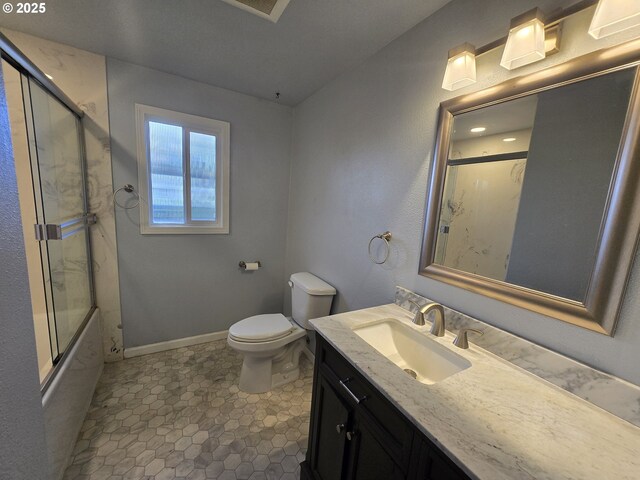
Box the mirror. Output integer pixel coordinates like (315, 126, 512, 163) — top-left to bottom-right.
(438, 69, 635, 302)
(421, 39, 640, 335)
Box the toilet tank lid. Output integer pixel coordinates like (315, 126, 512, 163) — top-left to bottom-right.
(290, 272, 336, 296)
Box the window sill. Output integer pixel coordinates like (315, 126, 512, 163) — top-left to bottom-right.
(140, 224, 229, 235)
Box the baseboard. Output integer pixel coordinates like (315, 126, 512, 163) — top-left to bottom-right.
(124, 330, 228, 358)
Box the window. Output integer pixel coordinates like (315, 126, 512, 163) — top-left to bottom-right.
(135, 104, 230, 234)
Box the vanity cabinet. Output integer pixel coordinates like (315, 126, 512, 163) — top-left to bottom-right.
(301, 335, 471, 480)
(411, 440, 470, 480)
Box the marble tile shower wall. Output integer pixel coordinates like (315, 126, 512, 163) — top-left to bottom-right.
(396, 286, 640, 427)
(439, 159, 526, 280)
(2, 28, 124, 361)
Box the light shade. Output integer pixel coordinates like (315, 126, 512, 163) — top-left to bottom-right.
(500, 8, 546, 70)
(589, 0, 640, 39)
(442, 43, 477, 91)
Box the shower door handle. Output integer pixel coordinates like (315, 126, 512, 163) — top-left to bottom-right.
(34, 223, 62, 241)
(34, 213, 97, 241)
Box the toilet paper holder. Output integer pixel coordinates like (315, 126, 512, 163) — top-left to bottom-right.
(239, 261, 262, 270)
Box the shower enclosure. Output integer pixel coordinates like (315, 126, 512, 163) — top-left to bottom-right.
(1, 34, 96, 388)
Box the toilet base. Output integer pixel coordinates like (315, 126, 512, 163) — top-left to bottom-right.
(237, 337, 305, 393)
(270, 365, 301, 391)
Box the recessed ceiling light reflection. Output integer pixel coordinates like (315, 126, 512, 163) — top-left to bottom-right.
(503, 137, 517, 142)
(470, 127, 486, 133)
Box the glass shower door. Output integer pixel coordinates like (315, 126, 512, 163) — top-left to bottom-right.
(27, 78, 94, 359)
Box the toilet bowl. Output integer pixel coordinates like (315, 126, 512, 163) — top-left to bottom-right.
(227, 272, 336, 393)
(228, 314, 307, 393)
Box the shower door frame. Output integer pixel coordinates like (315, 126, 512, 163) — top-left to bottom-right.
(1, 33, 97, 393)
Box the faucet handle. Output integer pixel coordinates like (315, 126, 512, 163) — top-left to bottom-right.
(407, 299, 421, 310)
(453, 328, 483, 349)
(407, 300, 426, 326)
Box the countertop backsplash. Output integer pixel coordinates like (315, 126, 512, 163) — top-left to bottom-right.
(395, 286, 640, 428)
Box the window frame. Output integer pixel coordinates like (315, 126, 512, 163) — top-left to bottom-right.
(135, 104, 230, 234)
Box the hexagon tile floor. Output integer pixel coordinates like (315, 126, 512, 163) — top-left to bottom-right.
(63, 339, 313, 480)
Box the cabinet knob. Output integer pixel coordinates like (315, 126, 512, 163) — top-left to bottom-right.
(336, 424, 345, 434)
(346, 431, 357, 441)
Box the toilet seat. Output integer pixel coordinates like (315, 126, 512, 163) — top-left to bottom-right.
(228, 313, 295, 343)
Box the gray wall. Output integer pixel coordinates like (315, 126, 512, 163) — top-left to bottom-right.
(285, 0, 640, 385)
(107, 59, 292, 348)
(0, 63, 49, 480)
(506, 69, 635, 301)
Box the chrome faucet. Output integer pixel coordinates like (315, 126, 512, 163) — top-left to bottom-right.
(407, 301, 445, 336)
(453, 328, 483, 349)
(424, 303, 445, 337)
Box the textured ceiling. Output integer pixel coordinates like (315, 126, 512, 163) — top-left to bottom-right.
(0, 0, 451, 105)
(452, 96, 539, 140)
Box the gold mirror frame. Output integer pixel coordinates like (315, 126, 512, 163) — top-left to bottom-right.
(420, 38, 640, 336)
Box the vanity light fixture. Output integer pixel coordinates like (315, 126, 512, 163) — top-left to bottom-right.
(503, 137, 517, 142)
(441, 43, 477, 91)
(501, 8, 547, 70)
(470, 127, 486, 133)
(439, 1, 613, 91)
(589, 0, 640, 39)
(440, 0, 640, 91)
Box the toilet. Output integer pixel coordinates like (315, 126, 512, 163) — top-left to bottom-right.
(227, 272, 336, 393)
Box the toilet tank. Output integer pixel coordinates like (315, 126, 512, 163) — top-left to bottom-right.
(290, 272, 336, 329)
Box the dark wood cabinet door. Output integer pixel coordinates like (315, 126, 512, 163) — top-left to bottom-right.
(309, 374, 352, 480)
(414, 440, 470, 480)
(346, 411, 406, 480)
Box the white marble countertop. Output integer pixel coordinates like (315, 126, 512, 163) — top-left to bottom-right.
(310, 304, 640, 480)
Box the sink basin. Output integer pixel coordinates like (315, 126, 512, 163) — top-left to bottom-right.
(353, 318, 471, 384)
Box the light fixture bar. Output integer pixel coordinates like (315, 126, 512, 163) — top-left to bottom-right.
(474, 0, 597, 56)
(440, 0, 600, 91)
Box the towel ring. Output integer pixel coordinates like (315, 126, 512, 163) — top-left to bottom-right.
(113, 184, 140, 209)
(368, 231, 392, 264)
